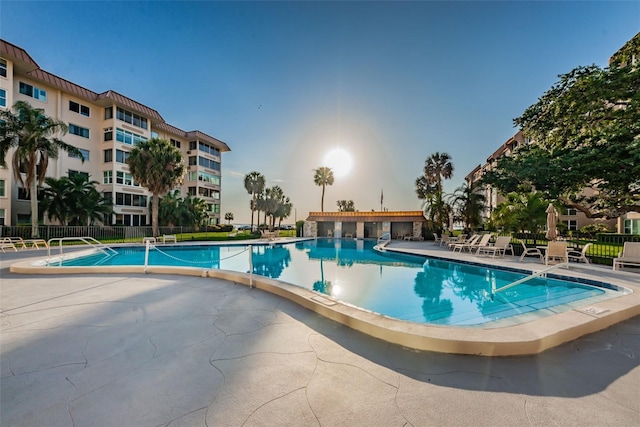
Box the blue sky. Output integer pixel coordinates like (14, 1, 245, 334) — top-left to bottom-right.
(1, 1, 638, 224)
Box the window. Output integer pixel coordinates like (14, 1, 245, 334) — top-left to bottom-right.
(18, 187, 30, 200)
(104, 149, 113, 163)
(115, 171, 138, 187)
(188, 156, 197, 166)
(68, 170, 89, 180)
(0, 208, 5, 226)
(115, 149, 130, 164)
(68, 148, 90, 161)
(115, 213, 146, 226)
(189, 141, 197, 150)
(198, 156, 220, 171)
(0, 89, 6, 107)
(69, 100, 90, 117)
(69, 124, 90, 138)
(0, 58, 6, 78)
(116, 128, 147, 145)
(565, 220, 578, 231)
(199, 141, 220, 157)
(0, 179, 5, 197)
(213, 204, 220, 214)
(116, 107, 147, 129)
(566, 209, 577, 216)
(104, 127, 113, 141)
(105, 106, 113, 119)
(188, 186, 196, 196)
(19, 82, 47, 102)
(170, 138, 181, 148)
(196, 171, 220, 185)
(103, 170, 113, 184)
(115, 192, 147, 207)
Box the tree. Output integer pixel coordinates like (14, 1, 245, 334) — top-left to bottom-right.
(0, 101, 84, 237)
(225, 212, 234, 224)
(488, 40, 640, 219)
(40, 174, 112, 226)
(244, 171, 265, 231)
(449, 182, 486, 231)
(337, 200, 355, 212)
(127, 138, 184, 237)
(490, 192, 548, 234)
(313, 166, 334, 212)
(415, 153, 454, 233)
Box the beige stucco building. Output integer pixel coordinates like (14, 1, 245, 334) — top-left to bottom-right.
(0, 39, 230, 226)
(304, 211, 427, 240)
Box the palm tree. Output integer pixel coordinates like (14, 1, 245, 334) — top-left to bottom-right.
(158, 190, 183, 227)
(244, 171, 265, 231)
(423, 152, 454, 193)
(449, 182, 486, 231)
(224, 212, 234, 225)
(0, 101, 83, 237)
(127, 138, 184, 237)
(40, 177, 73, 225)
(66, 173, 112, 226)
(313, 166, 334, 212)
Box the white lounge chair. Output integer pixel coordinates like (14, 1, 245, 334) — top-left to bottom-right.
(453, 234, 491, 253)
(613, 242, 640, 271)
(448, 234, 478, 250)
(477, 236, 512, 258)
(519, 241, 543, 262)
(545, 241, 568, 265)
(567, 243, 592, 264)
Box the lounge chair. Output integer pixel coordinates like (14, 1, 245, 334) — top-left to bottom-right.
(519, 242, 543, 262)
(545, 241, 568, 265)
(567, 243, 592, 264)
(613, 242, 640, 271)
(477, 236, 512, 258)
(439, 234, 451, 247)
(448, 234, 478, 250)
(453, 234, 491, 253)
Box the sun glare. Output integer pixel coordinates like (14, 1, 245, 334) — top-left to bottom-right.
(323, 148, 353, 178)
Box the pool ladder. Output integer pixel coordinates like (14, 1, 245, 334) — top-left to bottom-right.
(47, 236, 117, 257)
(492, 262, 569, 295)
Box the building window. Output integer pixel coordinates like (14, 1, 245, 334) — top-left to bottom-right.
(104, 149, 113, 163)
(115, 192, 147, 207)
(565, 220, 578, 231)
(19, 82, 47, 102)
(116, 128, 147, 145)
(213, 204, 220, 214)
(199, 141, 220, 157)
(188, 186, 196, 196)
(69, 100, 90, 117)
(69, 124, 90, 138)
(189, 140, 197, 150)
(104, 127, 113, 141)
(188, 156, 197, 166)
(566, 208, 577, 216)
(104, 106, 113, 119)
(115, 213, 146, 226)
(170, 138, 181, 148)
(103, 170, 113, 184)
(115, 171, 138, 187)
(116, 107, 147, 130)
(115, 149, 130, 164)
(18, 187, 30, 200)
(0, 58, 6, 78)
(0, 208, 5, 226)
(0, 179, 5, 197)
(198, 156, 220, 171)
(68, 170, 89, 180)
(0, 88, 6, 107)
(69, 148, 90, 161)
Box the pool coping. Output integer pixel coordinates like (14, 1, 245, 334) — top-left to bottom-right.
(8, 239, 640, 356)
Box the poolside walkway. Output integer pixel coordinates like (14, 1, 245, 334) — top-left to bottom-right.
(1, 244, 639, 426)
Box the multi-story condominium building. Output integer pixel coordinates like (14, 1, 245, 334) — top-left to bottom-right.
(0, 39, 230, 227)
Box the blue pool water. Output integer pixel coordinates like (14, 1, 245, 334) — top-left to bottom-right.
(56, 239, 615, 326)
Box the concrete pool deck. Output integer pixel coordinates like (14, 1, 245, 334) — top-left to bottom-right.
(1, 241, 639, 425)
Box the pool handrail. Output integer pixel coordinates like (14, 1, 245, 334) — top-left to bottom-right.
(47, 236, 117, 257)
(377, 233, 391, 246)
(493, 262, 569, 294)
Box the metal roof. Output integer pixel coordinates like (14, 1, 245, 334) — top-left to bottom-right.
(306, 211, 426, 222)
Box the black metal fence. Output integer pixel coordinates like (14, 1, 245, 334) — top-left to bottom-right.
(509, 232, 640, 266)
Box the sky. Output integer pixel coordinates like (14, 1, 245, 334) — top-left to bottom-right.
(1, 1, 638, 224)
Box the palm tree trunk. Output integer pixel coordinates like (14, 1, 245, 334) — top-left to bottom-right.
(321, 185, 325, 212)
(30, 178, 39, 238)
(152, 192, 159, 237)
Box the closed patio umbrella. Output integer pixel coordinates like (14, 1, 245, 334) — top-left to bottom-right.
(545, 203, 558, 240)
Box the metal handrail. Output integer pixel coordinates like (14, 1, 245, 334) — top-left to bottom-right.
(493, 262, 569, 294)
(47, 236, 117, 257)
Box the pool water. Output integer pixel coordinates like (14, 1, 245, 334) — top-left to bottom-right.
(56, 239, 615, 326)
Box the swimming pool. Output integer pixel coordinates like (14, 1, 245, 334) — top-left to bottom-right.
(50, 239, 620, 327)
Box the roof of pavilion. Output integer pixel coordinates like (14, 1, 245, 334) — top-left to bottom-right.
(306, 211, 426, 223)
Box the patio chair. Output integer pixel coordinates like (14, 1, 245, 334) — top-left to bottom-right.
(452, 233, 491, 253)
(567, 243, 592, 264)
(519, 242, 543, 262)
(613, 242, 640, 271)
(447, 234, 478, 250)
(545, 241, 568, 265)
(477, 236, 512, 258)
(439, 234, 451, 247)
